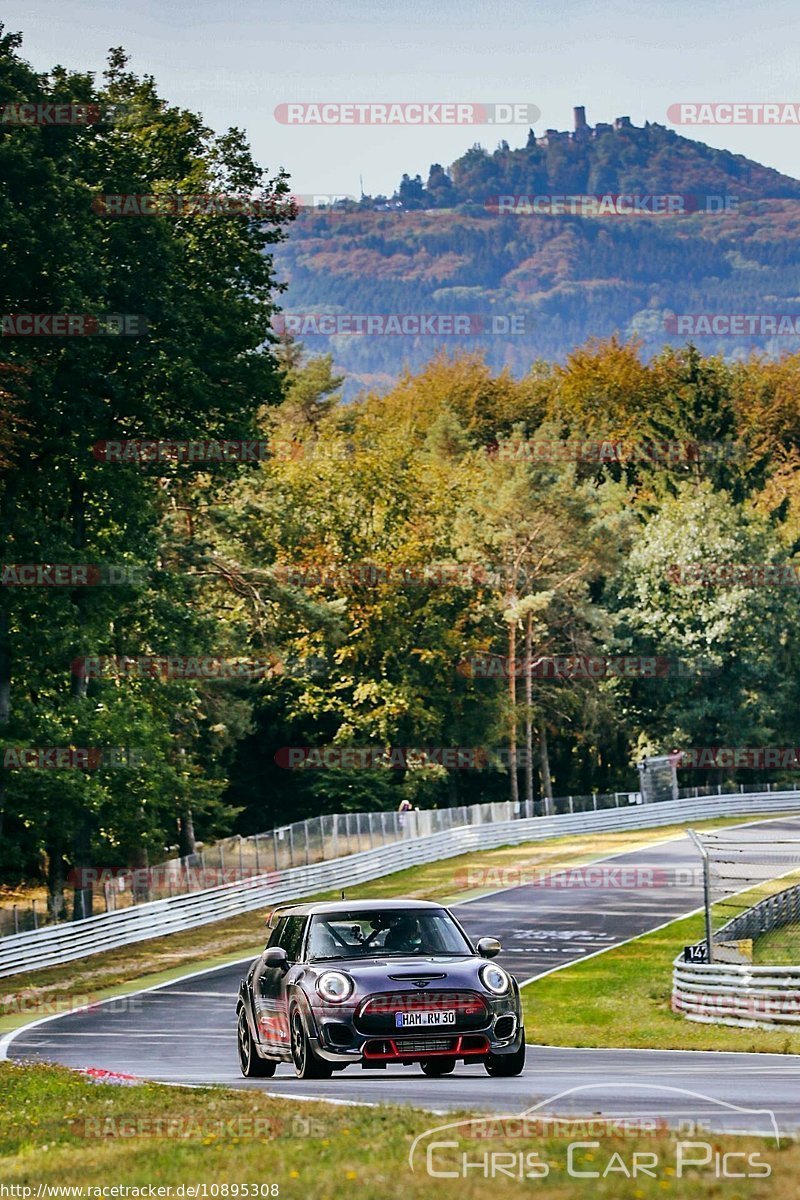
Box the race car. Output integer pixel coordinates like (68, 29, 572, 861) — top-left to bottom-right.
(236, 898, 525, 1079)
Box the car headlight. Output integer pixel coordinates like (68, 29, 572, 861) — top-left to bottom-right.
(316, 971, 354, 1003)
(480, 963, 510, 996)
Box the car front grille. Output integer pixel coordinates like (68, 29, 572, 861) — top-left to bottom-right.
(397, 1036, 456, 1053)
(362, 1033, 490, 1060)
(355, 990, 489, 1034)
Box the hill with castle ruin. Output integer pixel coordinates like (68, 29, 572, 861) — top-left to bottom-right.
(274, 108, 800, 393)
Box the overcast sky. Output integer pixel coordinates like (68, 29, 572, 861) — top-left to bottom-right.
(4, 0, 799, 197)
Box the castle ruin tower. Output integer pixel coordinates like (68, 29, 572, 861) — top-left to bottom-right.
(573, 105, 590, 140)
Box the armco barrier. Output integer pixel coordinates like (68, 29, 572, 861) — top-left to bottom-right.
(673, 958, 800, 1028)
(673, 880, 800, 1029)
(712, 882, 800, 945)
(3, 791, 800, 979)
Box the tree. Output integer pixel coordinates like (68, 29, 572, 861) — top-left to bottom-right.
(614, 481, 799, 780)
(453, 427, 624, 807)
(0, 31, 293, 912)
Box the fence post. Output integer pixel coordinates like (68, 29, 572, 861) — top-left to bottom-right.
(592, 795, 597, 811)
(239, 837, 244, 878)
(568, 796, 573, 814)
(272, 829, 279, 870)
(254, 834, 261, 875)
(13, 905, 19, 935)
(289, 824, 296, 868)
(687, 828, 714, 963)
(31, 900, 38, 930)
(303, 820, 311, 866)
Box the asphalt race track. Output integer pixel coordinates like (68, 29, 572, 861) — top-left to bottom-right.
(8, 817, 800, 1133)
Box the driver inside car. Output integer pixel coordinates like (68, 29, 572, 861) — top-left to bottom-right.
(384, 915, 425, 953)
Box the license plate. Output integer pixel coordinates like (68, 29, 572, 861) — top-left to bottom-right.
(395, 1010, 456, 1027)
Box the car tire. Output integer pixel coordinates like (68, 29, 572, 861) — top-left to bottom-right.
(290, 1008, 333, 1080)
(484, 1035, 526, 1077)
(237, 1005, 277, 1078)
(420, 1057, 456, 1076)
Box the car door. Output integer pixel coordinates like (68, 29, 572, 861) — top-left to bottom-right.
(253, 915, 306, 1052)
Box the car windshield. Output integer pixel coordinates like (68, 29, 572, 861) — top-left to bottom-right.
(307, 909, 472, 960)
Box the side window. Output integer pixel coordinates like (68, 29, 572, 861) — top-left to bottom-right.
(279, 916, 307, 962)
(266, 917, 286, 949)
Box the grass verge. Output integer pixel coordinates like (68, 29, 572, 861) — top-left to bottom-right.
(0, 1061, 793, 1198)
(753, 922, 800, 964)
(520, 908, 800, 1054)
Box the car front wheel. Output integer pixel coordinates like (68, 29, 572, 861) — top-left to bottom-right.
(484, 1035, 526, 1077)
(290, 1008, 333, 1080)
(237, 1006, 277, 1078)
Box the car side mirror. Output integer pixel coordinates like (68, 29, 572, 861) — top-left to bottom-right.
(476, 937, 501, 958)
(262, 945, 290, 971)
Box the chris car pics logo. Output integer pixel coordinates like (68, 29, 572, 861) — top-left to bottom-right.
(409, 1085, 779, 1181)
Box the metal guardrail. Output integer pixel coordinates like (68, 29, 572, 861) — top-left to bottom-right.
(673, 958, 800, 1028)
(713, 882, 800, 945)
(0, 794, 637, 936)
(674, 881, 800, 1028)
(3, 780, 788, 937)
(3, 790, 800, 979)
